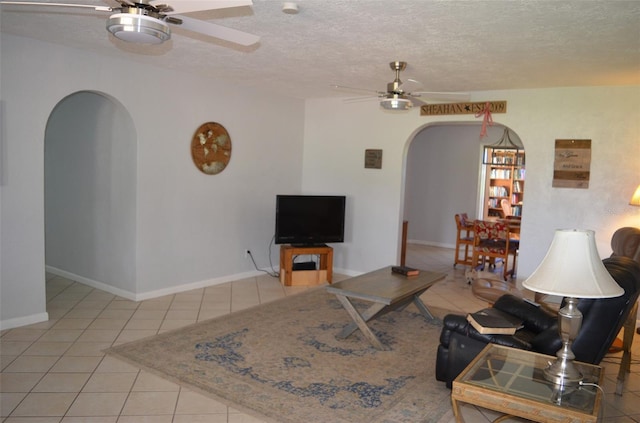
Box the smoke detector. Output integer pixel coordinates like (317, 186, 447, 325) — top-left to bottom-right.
(282, 2, 298, 14)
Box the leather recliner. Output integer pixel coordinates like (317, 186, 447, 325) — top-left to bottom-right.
(435, 255, 640, 388)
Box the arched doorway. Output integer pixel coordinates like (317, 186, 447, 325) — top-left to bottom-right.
(401, 122, 525, 269)
(44, 91, 137, 293)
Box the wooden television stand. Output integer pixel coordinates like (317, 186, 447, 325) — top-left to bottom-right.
(279, 244, 333, 286)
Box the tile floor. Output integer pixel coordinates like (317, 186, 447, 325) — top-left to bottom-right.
(1, 244, 640, 422)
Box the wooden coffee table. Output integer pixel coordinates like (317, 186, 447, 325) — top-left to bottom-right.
(325, 266, 446, 350)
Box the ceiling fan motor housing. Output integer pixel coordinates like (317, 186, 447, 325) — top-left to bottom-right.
(107, 6, 171, 44)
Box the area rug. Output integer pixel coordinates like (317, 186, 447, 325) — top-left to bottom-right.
(105, 288, 453, 423)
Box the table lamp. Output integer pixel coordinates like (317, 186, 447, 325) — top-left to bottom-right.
(523, 229, 623, 386)
(630, 184, 640, 206)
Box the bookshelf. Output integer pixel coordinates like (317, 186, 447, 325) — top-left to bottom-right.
(483, 149, 525, 219)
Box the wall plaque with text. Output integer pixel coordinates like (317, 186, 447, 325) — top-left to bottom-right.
(420, 101, 507, 116)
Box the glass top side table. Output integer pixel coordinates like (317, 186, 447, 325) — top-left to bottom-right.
(452, 344, 603, 423)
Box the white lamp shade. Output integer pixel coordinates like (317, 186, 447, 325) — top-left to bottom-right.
(523, 229, 623, 298)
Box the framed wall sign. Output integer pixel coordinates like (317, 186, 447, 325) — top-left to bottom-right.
(365, 149, 383, 169)
(552, 139, 591, 188)
(191, 122, 232, 175)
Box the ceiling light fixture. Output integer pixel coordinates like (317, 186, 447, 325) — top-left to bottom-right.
(482, 127, 524, 165)
(107, 8, 171, 44)
(380, 95, 412, 111)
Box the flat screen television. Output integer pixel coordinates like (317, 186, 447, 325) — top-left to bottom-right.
(275, 195, 346, 245)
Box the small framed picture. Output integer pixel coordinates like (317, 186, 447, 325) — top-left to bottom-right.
(365, 149, 382, 169)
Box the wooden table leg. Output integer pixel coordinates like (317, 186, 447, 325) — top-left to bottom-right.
(333, 295, 388, 350)
(412, 293, 435, 320)
(451, 397, 465, 423)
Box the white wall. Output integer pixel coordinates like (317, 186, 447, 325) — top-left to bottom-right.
(405, 124, 511, 248)
(303, 87, 640, 277)
(1, 34, 305, 328)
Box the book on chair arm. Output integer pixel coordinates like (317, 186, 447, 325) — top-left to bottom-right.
(466, 308, 524, 335)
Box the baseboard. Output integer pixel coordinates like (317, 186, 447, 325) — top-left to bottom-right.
(45, 266, 266, 302)
(0, 312, 49, 331)
(407, 240, 455, 249)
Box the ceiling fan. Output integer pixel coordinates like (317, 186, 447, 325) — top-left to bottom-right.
(334, 61, 469, 111)
(0, 0, 260, 46)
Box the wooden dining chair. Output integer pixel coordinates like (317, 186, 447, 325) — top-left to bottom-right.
(454, 214, 475, 267)
(471, 219, 518, 280)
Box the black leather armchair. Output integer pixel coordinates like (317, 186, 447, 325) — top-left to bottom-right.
(435, 256, 640, 388)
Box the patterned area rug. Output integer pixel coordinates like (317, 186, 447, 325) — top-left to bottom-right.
(106, 288, 453, 423)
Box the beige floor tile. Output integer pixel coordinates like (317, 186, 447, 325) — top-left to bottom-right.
(49, 356, 102, 373)
(87, 319, 128, 330)
(158, 320, 195, 331)
(123, 320, 162, 331)
(61, 417, 117, 423)
(175, 389, 227, 414)
(23, 341, 73, 356)
(94, 356, 140, 373)
(3, 356, 59, 373)
(0, 372, 44, 392)
(120, 391, 179, 415)
(63, 342, 112, 357)
(116, 416, 173, 423)
(113, 330, 159, 345)
(164, 310, 198, 320)
(131, 310, 167, 320)
(65, 392, 129, 416)
(82, 372, 137, 393)
(63, 309, 102, 319)
(131, 372, 179, 392)
(0, 341, 33, 356)
(52, 319, 94, 330)
(1, 392, 27, 417)
(98, 309, 136, 320)
(4, 417, 64, 423)
(11, 392, 77, 417)
(104, 300, 139, 310)
(32, 373, 91, 392)
(173, 415, 229, 423)
(75, 330, 121, 343)
(2, 329, 48, 342)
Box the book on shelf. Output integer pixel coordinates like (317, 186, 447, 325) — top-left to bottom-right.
(391, 266, 420, 277)
(466, 308, 524, 335)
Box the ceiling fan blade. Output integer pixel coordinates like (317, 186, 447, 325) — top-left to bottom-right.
(408, 96, 428, 107)
(400, 78, 423, 92)
(331, 85, 382, 96)
(343, 95, 379, 104)
(170, 15, 259, 45)
(158, 0, 251, 15)
(0, 1, 112, 11)
(412, 92, 471, 102)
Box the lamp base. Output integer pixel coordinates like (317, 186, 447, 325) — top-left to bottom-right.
(543, 358, 583, 386)
(543, 297, 583, 387)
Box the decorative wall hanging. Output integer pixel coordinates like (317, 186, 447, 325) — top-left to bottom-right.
(420, 101, 507, 116)
(364, 149, 383, 169)
(552, 139, 591, 189)
(191, 122, 232, 175)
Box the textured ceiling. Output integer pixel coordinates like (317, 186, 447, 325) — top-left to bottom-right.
(1, 0, 639, 99)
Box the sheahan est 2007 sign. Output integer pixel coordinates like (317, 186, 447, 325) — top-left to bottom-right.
(420, 101, 507, 116)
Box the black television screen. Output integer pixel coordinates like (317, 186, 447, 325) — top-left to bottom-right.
(275, 195, 346, 245)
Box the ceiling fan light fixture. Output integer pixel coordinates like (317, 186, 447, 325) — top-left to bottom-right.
(380, 96, 412, 111)
(107, 13, 171, 44)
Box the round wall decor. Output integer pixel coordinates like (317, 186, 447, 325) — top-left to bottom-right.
(191, 122, 232, 174)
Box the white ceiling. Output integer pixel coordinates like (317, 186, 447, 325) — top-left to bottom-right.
(1, 0, 639, 99)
